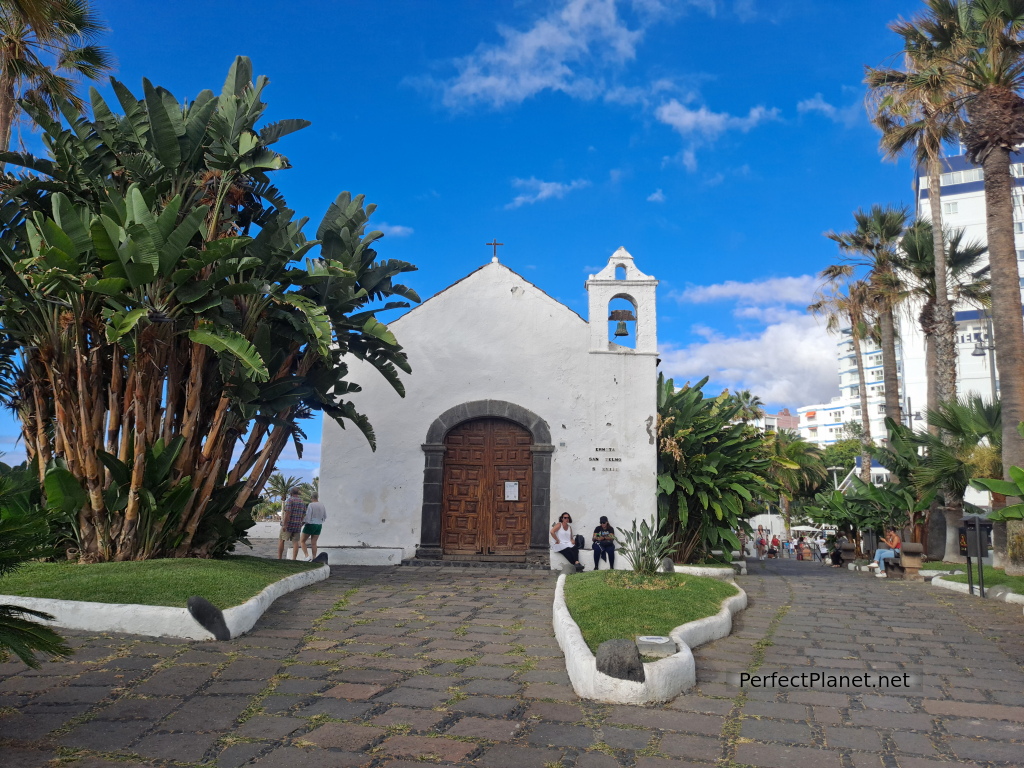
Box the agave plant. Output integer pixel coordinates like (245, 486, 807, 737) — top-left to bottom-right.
(617, 515, 678, 576)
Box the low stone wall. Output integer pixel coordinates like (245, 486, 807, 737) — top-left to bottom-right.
(551, 574, 747, 704)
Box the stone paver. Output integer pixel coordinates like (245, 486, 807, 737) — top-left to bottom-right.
(2, 551, 1023, 768)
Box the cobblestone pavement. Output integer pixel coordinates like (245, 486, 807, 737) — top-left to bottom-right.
(2, 557, 1023, 767)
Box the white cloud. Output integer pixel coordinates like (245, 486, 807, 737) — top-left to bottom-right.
(505, 177, 591, 209)
(797, 93, 862, 128)
(435, 0, 641, 108)
(647, 188, 666, 202)
(273, 441, 321, 483)
(655, 100, 780, 139)
(377, 222, 415, 237)
(660, 310, 836, 406)
(662, 274, 834, 407)
(426, 0, 716, 109)
(673, 275, 819, 305)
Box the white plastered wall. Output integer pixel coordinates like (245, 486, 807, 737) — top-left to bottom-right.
(318, 256, 658, 564)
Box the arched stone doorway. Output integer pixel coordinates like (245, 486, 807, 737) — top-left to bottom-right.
(418, 400, 553, 562)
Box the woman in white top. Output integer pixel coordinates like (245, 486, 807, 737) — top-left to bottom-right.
(551, 513, 584, 572)
(300, 494, 328, 560)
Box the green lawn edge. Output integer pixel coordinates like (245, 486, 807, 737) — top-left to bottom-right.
(563, 571, 739, 653)
(942, 565, 1024, 593)
(0, 556, 320, 610)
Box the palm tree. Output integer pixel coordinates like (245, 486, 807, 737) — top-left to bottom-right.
(824, 205, 909, 426)
(0, 0, 113, 154)
(809, 278, 876, 483)
(867, 37, 964, 412)
(729, 389, 765, 424)
(914, 394, 1001, 561)
(765, 430, 826, 536)
(901, 0, 1024, 480)
(894, 220, 989, 418)
(299, 476, 319, 502)
(266, 473, 301, 508)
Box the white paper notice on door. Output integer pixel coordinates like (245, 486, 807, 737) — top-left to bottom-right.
(504, 481, 519, 501)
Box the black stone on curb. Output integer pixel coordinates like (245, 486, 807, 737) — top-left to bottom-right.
(187, 595, 231, 640)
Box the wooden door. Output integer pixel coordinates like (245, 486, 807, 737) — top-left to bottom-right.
(442, 418, 532, 556)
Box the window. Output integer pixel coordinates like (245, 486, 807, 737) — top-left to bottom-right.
(878, 404, 887, 414)
(1016, 222, 1024, 234)
(1018, 250, 1024, 260)
(943, 201, 959, 215)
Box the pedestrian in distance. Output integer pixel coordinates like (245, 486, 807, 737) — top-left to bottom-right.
(278, 487, 306, 560)
(551, 513, 585, 572)
(756, 525, 767, 560)
(592, 516, 616, 570)
(300, 493, 327, 561)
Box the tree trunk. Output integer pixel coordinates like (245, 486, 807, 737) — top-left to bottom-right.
(0, 72, 17, 164)
(1004, 519, 1024, 576)
(924, 330, 938, 433)
(878, 303, 903, 426)
(981, 147, 1024, 489)
(851, 322, 873, 484)
(928, 154, 958, 406)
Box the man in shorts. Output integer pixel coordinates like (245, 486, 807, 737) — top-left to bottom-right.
(278, 487, 306, 560)
(301, 493, 327, 561)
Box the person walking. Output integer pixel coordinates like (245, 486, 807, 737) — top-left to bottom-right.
(300, 493, 327, 561)
(756, 525, 767, 560)
(551, 513, 584, 572)
(278, 487, 306, 560)
(592, 516, 616, 570)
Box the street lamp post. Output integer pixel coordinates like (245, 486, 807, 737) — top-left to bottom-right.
(971, 312, 997, 403)
(827, 465, 844, 489)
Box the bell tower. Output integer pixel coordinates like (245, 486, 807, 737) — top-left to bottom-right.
(585, 247, 658, 355)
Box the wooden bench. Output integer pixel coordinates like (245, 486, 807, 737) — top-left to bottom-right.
(882, 542, 924, 581)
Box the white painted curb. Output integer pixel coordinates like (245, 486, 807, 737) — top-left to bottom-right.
(0, 564, 330, 641)
(932, 574, 1024, 613)
(552, 574, 747, 704)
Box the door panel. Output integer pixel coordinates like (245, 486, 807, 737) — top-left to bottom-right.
(442, 418, 532, 556)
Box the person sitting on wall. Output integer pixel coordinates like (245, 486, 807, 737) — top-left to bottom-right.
(551, 513, 585, 572)
(592, 516, 616, 570)
(869, 527, 902, 576)
(768, 534, 780, 558)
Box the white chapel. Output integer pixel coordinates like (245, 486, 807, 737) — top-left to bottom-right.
(318, 247, 659, 567)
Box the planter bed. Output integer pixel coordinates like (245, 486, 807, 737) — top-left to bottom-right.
(552, 572, 747, 704)
(0, 556, 329, 640)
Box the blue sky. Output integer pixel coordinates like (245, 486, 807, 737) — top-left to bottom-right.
(1, 0, 930, 478)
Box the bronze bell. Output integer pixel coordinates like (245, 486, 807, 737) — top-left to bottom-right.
(609, 308, 635, 337)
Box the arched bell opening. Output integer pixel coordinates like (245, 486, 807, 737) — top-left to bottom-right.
(608, 295, 637, 349)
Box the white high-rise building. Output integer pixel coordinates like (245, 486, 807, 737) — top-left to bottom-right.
(797, 333, 896, 449)
(898, 151, 1024, 414)
(800, 151, 1022, 452)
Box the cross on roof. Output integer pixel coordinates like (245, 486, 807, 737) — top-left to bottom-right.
(486, 239, 504, 259)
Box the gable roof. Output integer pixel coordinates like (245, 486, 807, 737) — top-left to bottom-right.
(392, 260, 586, 326)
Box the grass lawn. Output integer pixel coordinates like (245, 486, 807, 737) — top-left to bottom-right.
(921, 561, 966, 570)
(944, 565, 1024, 593)
(0, 556, 319, 609)
(563, 571, 738, 653)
